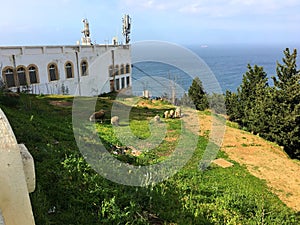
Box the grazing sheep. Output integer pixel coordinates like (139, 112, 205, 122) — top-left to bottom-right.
(163, 111, 169, 118)
(153, 115, 160, 123)
(175, 107, 181, 118)
(169, 110, 175, 118)
(89, 109, 105, 123)
(111, 116, 119, 126)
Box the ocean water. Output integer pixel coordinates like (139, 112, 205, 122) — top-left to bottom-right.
(131, 44, 300, 96)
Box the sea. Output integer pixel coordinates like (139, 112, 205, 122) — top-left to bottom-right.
(130, 44, 300, 97)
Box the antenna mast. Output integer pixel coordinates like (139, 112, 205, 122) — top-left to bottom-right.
(122, 14, 131, 44)
(81, 18, 92, 45)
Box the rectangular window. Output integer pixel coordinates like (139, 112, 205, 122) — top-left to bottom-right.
(116, 78, 120, 90)
(126, 76, 130, 87)
(121, 77, 125, 89)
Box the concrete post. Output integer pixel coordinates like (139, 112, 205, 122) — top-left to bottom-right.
(0, 108, 35, 225)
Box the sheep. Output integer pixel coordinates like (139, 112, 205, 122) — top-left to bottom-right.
(153, 115, 160, 123)
(175, 107, 181, 118)
(111, 116, 119, 126)
(89, 109, 105, 123)
(163, 111, 169, 118)
(169, 110, 175, 118)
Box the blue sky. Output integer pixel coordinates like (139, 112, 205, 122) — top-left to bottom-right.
(1, 0, 300, 46)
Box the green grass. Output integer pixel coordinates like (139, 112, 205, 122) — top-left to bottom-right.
(0, 93, 299, 225)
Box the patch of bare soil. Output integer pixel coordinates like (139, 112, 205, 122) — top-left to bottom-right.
(185, 109, 300, 212)
(222, 126, 300, 211)
(49, 100, 73, 108)
(212, 158, 234, 168)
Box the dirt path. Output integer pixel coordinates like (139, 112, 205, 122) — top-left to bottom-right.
(185, 109, 300, 212)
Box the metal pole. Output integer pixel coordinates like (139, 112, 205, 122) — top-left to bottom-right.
(75, 50, 81, 96)
(111, 50, 115, 92)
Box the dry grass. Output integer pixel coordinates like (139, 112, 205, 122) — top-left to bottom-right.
(49, 100, 73, 108)
(198, 113, 300, 212)
(212, 158, 234, 168)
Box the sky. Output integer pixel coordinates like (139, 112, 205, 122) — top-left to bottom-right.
(0, 0, 300, 46)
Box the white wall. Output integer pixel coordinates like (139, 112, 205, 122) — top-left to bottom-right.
(0, 45, 131, 96)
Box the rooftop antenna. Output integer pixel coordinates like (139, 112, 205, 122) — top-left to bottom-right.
(81, 18, 92, 45)
(122, 14, 131, 44)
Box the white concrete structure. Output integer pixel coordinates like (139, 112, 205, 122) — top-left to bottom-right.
(0, 109, 36, 225)
(0, 44, 132, 96)
(0, 17, 132, 96)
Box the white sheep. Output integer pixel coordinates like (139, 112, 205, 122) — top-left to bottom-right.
(169, 110, 175, 118)
(175, 107, 181, 118)
(111, 116, 120, 126)
(163, 111, 169, 118)
(153, 115, 160, 123)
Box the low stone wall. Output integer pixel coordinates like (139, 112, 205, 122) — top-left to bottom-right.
(0, 109, 35, 225)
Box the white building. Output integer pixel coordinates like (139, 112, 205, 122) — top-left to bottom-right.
(0, 17, 132, 96)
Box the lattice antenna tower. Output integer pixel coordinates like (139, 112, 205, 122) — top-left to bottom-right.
(122, 14, 131, 44)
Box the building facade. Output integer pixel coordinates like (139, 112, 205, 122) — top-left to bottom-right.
(0, 44, 131, 96)
(0, 17, 132, 96)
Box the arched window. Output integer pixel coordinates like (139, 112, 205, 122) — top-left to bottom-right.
(48, 63, 59, 81)
(126, 64, 131, 74)
(81, 60, 88, 76)
(120, 64, 125, 74)
(115, 65, 119, 76)
(65, 62, 74, 79)
(108, 65, 113, 77)
(28, 65, 39, 84)
(2, 67, 15, 87)
(17, 66, 27, 86)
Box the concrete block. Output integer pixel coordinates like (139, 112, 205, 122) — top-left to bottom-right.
(0, 109, 35, 225)
(19, 144, 35, 193)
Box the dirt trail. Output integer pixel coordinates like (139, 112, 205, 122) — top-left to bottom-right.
(184, 109, 300, 212)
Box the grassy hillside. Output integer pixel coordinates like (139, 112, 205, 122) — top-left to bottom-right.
(1, 93, 299, 225)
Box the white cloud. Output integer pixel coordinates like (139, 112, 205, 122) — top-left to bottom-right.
(179, 3, 237, 17)
(122, 0, 173, 10)
(121, 0, 300, 18)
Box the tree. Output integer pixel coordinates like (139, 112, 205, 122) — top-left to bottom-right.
(207, 93, 226, 114)
(225, 90, 241, 121)
(188, 77, 208, 111)
(241, 65, 269, 134)
(225, 48, 300, 159)
(227, 64, 269, 133)
(270, 48, 300, 158)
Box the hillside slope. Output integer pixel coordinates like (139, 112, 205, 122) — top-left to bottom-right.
(198, 113, 300, 211)
(1, 94, 299, 224)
